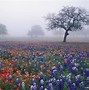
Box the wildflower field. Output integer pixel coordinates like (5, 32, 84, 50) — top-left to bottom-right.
(0, 42, 89, 90)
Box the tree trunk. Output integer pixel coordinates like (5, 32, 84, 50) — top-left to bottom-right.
(63, 30, 69, 42)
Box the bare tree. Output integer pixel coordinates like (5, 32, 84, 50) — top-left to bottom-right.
(28, 25, 45, 37)
(0, 24, 7, 35)
(46, 6, 89, 42)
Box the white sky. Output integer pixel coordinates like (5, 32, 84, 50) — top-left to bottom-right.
(0, 0, 89, 37)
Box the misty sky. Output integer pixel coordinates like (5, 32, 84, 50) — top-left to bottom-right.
(0, 0, 89, 37)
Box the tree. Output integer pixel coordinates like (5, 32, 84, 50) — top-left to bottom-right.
(28, 25, 45, 37)
(46, 6, 89, 42)
(0, 24, 7, 35)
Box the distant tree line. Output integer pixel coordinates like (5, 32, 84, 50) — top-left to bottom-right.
(28, 25, 45, 37)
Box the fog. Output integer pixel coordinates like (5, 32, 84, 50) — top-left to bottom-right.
(0, 0, 89, 41)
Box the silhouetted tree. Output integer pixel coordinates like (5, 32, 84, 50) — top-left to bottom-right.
(46, 6, 89, 42)
(28, 25, 45, 37)
(0, 24, 7, 35)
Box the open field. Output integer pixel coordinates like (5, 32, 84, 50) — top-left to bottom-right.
(0, 36, 89, 42)
(0, 42, 89, 90)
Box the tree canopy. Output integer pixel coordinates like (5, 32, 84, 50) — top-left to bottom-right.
(28, 25, 45, 37)
(46, 6, 89, 42)
(0, 24, 7, 35)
